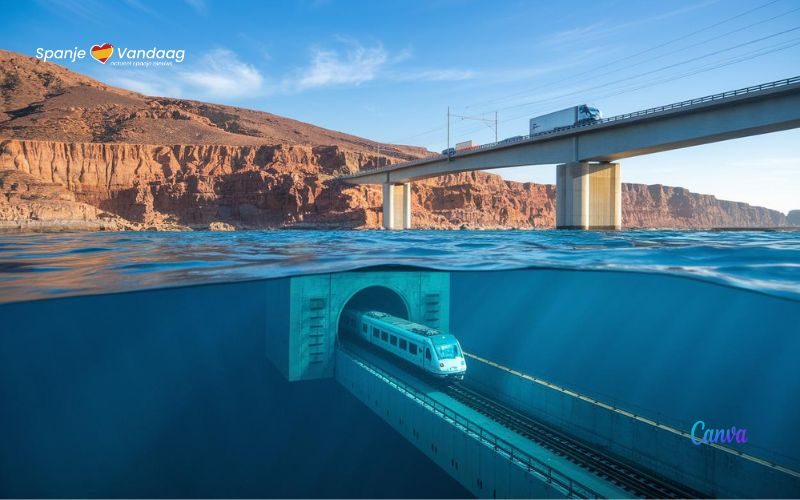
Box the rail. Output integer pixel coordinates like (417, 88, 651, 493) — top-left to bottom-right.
(340, 75, 800, 179)
(466, 352, 800, 479)
(341, 348, 602, 499)
(445, 383, 698, 498)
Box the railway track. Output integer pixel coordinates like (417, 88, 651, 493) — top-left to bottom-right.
(445, 383, 702, 499)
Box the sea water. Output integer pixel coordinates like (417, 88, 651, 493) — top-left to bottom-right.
(0, 229, 798, 497)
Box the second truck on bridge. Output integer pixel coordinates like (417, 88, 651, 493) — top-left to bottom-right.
(529, 104, 603, 134)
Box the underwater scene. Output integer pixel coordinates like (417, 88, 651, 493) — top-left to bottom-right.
(1, 229, 799, 498)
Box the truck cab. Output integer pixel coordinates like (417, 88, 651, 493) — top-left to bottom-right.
(578, 105, 603, 124)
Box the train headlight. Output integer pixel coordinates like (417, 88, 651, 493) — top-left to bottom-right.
(439, 362, 444, 368)
(461, 360, 465, 366)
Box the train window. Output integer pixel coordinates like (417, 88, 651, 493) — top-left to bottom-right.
(372, 328, 379, 338)
(381, 331, 388, 341)
(425, 348, 431, 360)
(434, 342, 462, 359)
(390, 335, 397, 346)
(399, 338, 407, 350)
(363, 324, 368, 333)
(409, 343, 418, 355)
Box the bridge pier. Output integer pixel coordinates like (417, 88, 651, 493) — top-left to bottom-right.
(382, 182, 412, 229)
(556, 161, 621, 230)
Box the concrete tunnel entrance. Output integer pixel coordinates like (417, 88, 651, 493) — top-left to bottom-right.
(337, 286, 410, 342)
(265, 272, 449, 382)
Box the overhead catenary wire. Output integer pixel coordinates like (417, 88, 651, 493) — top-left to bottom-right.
(468, 5, 800, 118)
(378, 1, 799, 148)
(464, 0, 786, 111)
(445, 27, 800, 142)
(446, 36, 800, 142)
(490, 25, 800, 115)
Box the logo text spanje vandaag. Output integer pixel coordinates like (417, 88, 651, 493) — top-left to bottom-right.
(35, 43, 184, 64)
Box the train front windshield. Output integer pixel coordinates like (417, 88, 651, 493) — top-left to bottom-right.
(434, 340, 462, 359)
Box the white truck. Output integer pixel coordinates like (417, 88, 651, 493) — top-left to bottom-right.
(442, 140, 479, 157)
(529, 105, 602, 135)
(455, 140, 475, 151)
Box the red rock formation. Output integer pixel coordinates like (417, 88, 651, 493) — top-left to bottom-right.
(0, 169, 133, 231)
(787, 210, 800, 227)
(0, 50, 789, 231)
(0, 139, 787, 230)
(622, 183, 787, 228)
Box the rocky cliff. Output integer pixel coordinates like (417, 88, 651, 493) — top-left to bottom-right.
(622, 183, 788, 228)
(0, 169, 132, 231)
(0, 50, 790, 231)
(0, 138, 787, 230)
(787, 210, 800, 227)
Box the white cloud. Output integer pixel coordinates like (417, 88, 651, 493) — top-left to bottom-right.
(289, 44, 389, 90)
(283, 41, 476, 91)
(103, 48, 266, 100)
(181, 49, 265, 98)
(392, 68, 476, 82)
(542, 0, 718, 47)
(548, 22, 607, 45)
(105, 76, 183, 98)
(103, 41, 475, 101)
(184, 0, 207, 15)
(122, 0, 160, 18)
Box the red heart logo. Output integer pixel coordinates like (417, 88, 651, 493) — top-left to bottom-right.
(90, 43, 114, 64)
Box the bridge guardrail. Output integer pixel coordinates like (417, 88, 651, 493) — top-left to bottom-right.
(342, 349, 602, 499)
(342, 75, 800, 179)
(468, 75, 800, 149)
(596, 75, 800, 125)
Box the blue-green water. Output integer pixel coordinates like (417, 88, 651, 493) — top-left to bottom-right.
(0, 229, 798, 303)
(1, 229, 799, 497)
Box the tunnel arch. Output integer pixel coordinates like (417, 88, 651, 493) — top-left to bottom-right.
(336, 285, 410, 341)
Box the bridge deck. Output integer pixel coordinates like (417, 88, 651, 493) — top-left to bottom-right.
(340, 76, 800, 185)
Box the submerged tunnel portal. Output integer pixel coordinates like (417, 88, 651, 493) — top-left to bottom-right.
(337, 286, 410, 342)
(265, 271, 450, 382)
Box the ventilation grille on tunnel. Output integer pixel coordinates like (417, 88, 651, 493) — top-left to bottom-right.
(304, 296, 328, 366)
(423, 293, 441, 327)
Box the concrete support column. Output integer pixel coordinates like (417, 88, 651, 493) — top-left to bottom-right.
(402, 182, 412, 229)
(382, 183, 394, 229)
(382, 182, 412, 229)
(556, 162, 621, 230)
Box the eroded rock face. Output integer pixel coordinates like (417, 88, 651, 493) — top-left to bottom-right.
(0, 169, 133, 231)
(0, 139, 788, 230)
(622, 183, 787, 228)
(0, 139, 384, 229)
(787, 210, 800, 227)
(0, 51, 789, 231)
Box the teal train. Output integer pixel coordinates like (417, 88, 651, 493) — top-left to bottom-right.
(342, 310, 467, 380)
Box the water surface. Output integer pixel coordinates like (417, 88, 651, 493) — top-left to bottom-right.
(1, 229, 798, 303)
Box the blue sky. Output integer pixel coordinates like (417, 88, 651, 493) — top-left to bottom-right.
(2, 0, 799, 212)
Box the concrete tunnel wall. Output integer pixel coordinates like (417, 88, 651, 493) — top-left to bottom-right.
(465, 356, 800, 498)
(335, 349, 567, 499)
(264, 271, 450, 382)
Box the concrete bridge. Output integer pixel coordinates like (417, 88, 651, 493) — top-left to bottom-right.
(340, 76, 800, 230)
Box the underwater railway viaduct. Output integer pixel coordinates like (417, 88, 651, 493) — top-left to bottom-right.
(263, 269, 800, 498)
(339, 76, 800, 231)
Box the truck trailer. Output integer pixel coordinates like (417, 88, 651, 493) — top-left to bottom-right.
(455, 140, 474, 151)
(529, 105, 602, 135)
